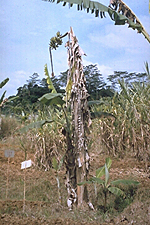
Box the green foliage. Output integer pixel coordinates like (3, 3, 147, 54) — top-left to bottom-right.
(107, 71, 148, 90)
(0, 116, 20, 139)
(84, 64, 106, 100)
(78, 157, 139, 212)
(52, 156, 64, 172)
(94, 65, 150, 167)
(0, 78, 9, 107)
(39, 93, 65, 106)
(96, 157, 112, 178)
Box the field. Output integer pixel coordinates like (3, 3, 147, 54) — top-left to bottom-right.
(0, 135, 150, 225)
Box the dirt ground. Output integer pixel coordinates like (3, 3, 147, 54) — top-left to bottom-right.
(0, 141, 150, 225)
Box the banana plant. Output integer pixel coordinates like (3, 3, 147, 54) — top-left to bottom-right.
(78, 157, 139, 212)
(0, 78, 9, 108)
(44, 0, 150, 43)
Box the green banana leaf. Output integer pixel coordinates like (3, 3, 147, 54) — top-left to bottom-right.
(108, 186, 125, 197)
(96, 157, 112, 178)
(0, 78, 9, 89)
(39, 93, 65, 106)
(111, 179, 140, 186)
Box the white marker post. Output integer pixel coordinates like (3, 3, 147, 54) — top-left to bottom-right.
(4, 150, 15, 199)
(21, 159, 32, 213)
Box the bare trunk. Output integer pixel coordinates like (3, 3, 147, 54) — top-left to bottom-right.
(49, 47, 54, 77)
(64, 27, 92, 210)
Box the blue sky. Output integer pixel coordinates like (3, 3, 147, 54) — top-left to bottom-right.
(0, 0, 150, 97)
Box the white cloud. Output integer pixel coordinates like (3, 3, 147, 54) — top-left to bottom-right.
(83, 58, 113, 80)
(96, 64, 114, 79)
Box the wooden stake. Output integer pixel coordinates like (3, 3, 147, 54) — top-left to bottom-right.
(23, 167, 26, 213)
(6, 157, 10, 199)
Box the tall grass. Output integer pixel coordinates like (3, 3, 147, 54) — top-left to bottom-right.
(90, 79, 150, 170)
(0, 116, 20, 139)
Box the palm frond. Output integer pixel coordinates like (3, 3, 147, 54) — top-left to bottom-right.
(109, 0, 150, 43)
(43, 0, 150, 43)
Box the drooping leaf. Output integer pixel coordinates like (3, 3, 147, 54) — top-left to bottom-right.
(44, 64, 57, 93)
(108, 186, 125, 197)
(108, 8, 127, 25)
(39, 93, 65, 106)
(19, 120, 53, 133)
(0, 78, 9, 89)
(111, 179, 140, 186)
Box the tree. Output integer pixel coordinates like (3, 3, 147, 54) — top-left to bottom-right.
(83, 64, 106, 99)
(3, 73, 49, 116)
(26, 73, 41, 87)
(44, 0, 150, 43)
(107, 71, 147, 91)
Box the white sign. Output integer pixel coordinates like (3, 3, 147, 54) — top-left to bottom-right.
(5, 150, 15, 158)
(21, 160, 32, 169)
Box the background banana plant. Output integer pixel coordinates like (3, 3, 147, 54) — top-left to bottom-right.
(0, 78, 9, 108)
(78, 157, 139, 212)
(44, 0, 150, 43)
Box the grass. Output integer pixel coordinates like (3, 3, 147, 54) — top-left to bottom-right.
(0, 116, 149, 224)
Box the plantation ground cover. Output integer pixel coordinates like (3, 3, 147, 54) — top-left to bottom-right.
(0, 139, 150, 225)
